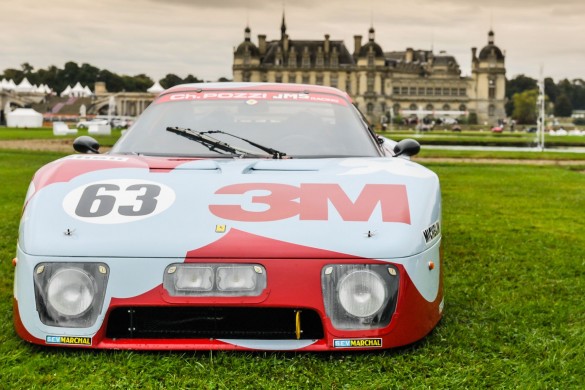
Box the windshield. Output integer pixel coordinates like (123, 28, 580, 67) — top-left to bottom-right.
(111, 89, 381, 158)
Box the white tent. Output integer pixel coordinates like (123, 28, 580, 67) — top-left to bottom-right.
(61, 85, 72, 97)
(14, 77, 35, 93)
(6, 108, 43, 128)
(0, 78, 10, 91)
(147, 81, 165, 94)
(83, 85, 93, 96)
(71, 82, 85, 97)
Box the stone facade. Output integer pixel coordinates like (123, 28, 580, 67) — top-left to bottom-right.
(233, 17, 506, 126)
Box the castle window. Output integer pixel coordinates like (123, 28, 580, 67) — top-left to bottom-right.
(418, 87, 425, 95)
(451, 88, 458, 96)
(345, 73, 352, 94)
(434, 88, 441, 96)
(302, 73, 310, 84)
(367, 103, 374, 113)
(443, 88, 450, 96)
(367, 74, 375, 92)
(393, 87, 400, 95)
(443, 104, 451, 111)
(489, 78, 496, 99)
(427, 87, 434, 96)
(316, 74, 324, 85)
(488, 104, 495, 116)
(331, 50, 339, 67)
(330, 73, 338, 88)
(409, 87, 417, 95)
(302, 47, 311, 68)
(275, 74, 283, 83)
(459, 88, 466, 96)
(316, 48, 324, 68)
(425, 104, 434, 111)
(288, 51, 297, 68)
(401, 87, 408, 95)
(459, 104, 467, 112)
(393, 103, 401, 115)
(409, 104, 418, 110)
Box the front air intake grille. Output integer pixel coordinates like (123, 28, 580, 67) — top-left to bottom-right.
(106, 307, 324, 340)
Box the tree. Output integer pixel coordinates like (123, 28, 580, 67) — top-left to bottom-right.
(505, 75, 538, 116)
(512, 89, 539, 124)
(21, 62, 34, 74)
(554, 94, 573, 117)
(97, 69, 125, 92)
(159, 74, 183, 89)
(544, 78, 558, 103)
(183, 74, 202, 84)
(1, 61, 201, 94)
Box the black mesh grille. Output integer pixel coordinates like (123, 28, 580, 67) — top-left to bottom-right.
(106, 307, 324, 340)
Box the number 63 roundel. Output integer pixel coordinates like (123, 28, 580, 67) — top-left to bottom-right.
(63, 180, 176, 224)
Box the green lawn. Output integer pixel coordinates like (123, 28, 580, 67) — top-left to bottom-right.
(380, 130, 585, 148)
(0, 150, 584, 388)
(0, 127, 122, 147)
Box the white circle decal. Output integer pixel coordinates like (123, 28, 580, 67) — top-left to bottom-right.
(63, 179, 175, 224)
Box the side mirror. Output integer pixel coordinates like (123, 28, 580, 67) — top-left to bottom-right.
(393, 138, 420, 157)
(73, 136, 100, 154)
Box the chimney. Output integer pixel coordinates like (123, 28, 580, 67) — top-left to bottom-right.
(258, 34, 267, 55)
(354, 35, 362, 56)
(324, 34, 330, 54)
(405, 48, 414, 63)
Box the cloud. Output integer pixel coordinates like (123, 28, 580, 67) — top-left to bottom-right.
(0, 0, 584, 82)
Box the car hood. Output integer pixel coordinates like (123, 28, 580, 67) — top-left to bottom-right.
(20, 154, 441, 259)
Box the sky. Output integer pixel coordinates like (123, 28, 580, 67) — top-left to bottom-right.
(1, 0, 584, 84)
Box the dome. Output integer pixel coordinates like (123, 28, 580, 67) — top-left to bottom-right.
(478, 30, 504, 61)
(235, 26, 260, 56)
(235, 41, 260, 56)
(359, 26, 384, 57)
(359, 41, 384, 57)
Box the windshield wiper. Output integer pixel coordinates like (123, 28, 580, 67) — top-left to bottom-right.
(202, 130, 287, 159)
(166, 126, 264, 158)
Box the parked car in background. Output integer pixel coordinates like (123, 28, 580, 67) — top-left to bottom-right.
(14, 83, 443, 351)
(76, 119, 108, 129)
(491, 126, 504, 133)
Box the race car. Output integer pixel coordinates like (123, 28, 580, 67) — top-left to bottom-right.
(13, 82, 443, 351)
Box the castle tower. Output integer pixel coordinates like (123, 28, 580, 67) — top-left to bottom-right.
(471, 30, 506, 125)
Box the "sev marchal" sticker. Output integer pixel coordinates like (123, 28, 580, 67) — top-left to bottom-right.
(46, 335, 92, 346)
(333, 338, 383, 348)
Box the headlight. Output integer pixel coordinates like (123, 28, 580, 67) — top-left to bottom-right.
(338, 270, 386, 318)
(322, 264, 399, 330)
(217, 266, 258, 291)
(34, 263, 109, 328)
(164, 264, 266, 297)
(173, 266, 213, 292)
(47, 268, 95, 316)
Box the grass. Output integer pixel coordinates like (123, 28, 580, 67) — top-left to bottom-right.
(416, 148, 585, 161)
(380, 130, 585, 148)
(1, 151, 585, 388)
(0, 127, 122, 147)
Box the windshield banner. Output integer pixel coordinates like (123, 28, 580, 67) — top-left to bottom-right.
(156, 91, 348, 106)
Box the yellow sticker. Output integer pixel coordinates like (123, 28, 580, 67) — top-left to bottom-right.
(215, 224, 226, 233)
(333, 338, 382, 348)
(46, 336, 92, 346)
